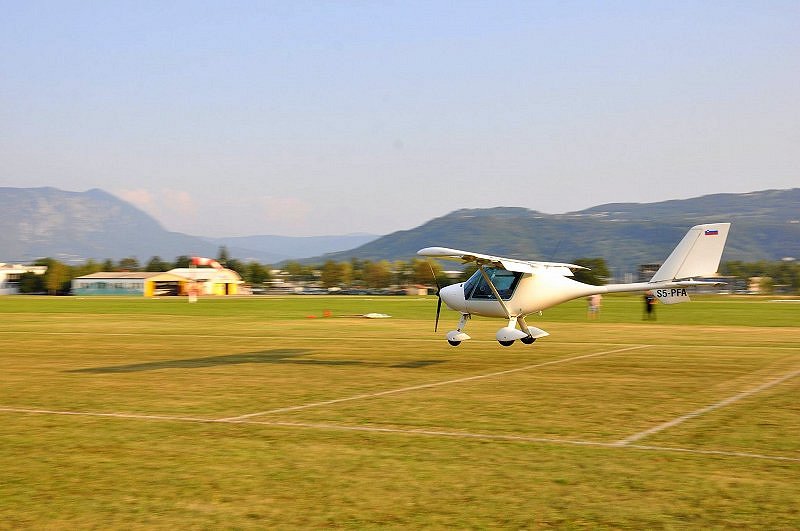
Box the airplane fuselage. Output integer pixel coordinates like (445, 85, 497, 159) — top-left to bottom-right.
(440, 270, 597, 318)
(440, 268, 691, 319)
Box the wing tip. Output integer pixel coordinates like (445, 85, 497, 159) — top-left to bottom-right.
(417, 247, 464, 257)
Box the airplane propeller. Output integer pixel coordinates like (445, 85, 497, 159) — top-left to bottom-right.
(427, 262, 443, 332)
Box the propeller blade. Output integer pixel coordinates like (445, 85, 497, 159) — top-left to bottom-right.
(435, 295, 442, 332)
(427, 261, 442, 332)
(427, 262, 441, 293)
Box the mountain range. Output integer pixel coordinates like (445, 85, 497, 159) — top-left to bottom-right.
(1, 186, 798, 273)
(310, 188, 800, 273)
(0, 187, 377, 264)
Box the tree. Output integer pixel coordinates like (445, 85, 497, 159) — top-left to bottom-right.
(283, 261, 315, 283)
(320, 260, 344, 288)
(225, 258, 245, 276)
(216, 246, 230, 266)
(243, 261, 272, 285)
(758, 277, 775, 294)
(349, 258, 365, 286)
(173, 255, 192, 268)
(18, 272, 45, 293)
(74, 259, 102, 277)
(392, 260, 410, 286)
(571, 258, 610, 285)
(720, 259, 800, 294)
(145, 256, 170, 272)
(37, 258, 70, 295)
(363, 260, 393, 288)
(411, 258, 441, 286)
(772, 261, 799, 292)
(338, 261, 353, 287)
(117, 257, 140, 271)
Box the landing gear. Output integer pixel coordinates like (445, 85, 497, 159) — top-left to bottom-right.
(495, 316, 549, 346)
(444, 313, 549, 346)
(445, 314, 471, 346)
(496, 316, 529, 346)
(518, 316, 548, 344)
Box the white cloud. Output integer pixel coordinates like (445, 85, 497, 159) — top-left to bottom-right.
(117, 188, 155, 212)
(115, 188, 320, 236)
(116, 187, 202, 231)
(161, 188, 198, 217)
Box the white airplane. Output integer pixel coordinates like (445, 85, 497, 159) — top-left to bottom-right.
(418, 223, 730, 346)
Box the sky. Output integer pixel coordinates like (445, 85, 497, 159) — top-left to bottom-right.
(1, 1, 798, 237)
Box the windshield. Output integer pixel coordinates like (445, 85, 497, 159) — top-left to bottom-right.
(463, 268, 522, 300)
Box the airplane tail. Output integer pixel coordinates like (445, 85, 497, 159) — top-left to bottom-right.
(650, 223, 730, 282)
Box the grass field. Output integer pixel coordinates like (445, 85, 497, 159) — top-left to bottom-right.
(1, 294, 799, 528)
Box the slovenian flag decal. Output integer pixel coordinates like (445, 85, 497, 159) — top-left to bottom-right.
(704, 229, 719, 236)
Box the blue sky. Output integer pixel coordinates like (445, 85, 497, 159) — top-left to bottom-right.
(2, 1, 798, 236)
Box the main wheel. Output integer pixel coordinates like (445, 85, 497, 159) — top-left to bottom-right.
(520, 336, 536, 344)
(447, 340, 461, 346)
(498, 340, 515, 347)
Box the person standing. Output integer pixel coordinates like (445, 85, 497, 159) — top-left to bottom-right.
(587, 293, 602, 319)
(644, 291, 656, 320)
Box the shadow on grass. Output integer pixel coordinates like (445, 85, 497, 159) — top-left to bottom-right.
(68, 349, 447, 373)
(389, 360, 447, 368)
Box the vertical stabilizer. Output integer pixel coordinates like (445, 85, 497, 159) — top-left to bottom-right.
(650, 223, 730, 282)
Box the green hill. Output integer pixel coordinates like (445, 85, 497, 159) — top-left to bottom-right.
(311, 189, 800, 274)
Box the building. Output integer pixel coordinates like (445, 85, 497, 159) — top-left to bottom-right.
(638, 263, 661, 282)
(72, 267, 244, 296)
(0, 263, 47, 295)
(72, 272, 189, 296)
(405, 284, 429, 296)
(166, 268, 243, 295)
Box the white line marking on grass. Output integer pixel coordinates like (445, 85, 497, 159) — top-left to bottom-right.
(218, 345, 651, 421)
(616, 366, 800, 446)
(626, 444, 800, 463)
(243, 420, 800, 462)
(2, 406, 798, 463)
(0, 407, 210, 423)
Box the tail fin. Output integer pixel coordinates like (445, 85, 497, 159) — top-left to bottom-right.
(650, 223, 730, 282)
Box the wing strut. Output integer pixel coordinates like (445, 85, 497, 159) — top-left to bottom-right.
(478, 266, 512, 319)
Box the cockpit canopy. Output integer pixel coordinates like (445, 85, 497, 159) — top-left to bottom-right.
(463, 267, 522, 300)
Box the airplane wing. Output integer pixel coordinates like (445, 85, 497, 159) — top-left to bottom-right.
(417, 247, 588, 276)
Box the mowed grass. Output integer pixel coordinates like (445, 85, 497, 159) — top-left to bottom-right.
(1, 295, 798, 528)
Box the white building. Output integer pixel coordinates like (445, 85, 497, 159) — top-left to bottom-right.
(0, 263, 47, 295)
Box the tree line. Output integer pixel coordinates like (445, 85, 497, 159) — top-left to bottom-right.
(719, 260, 800, 293)
(16, 247, 452, 294)
(15, 248, 800, 295)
